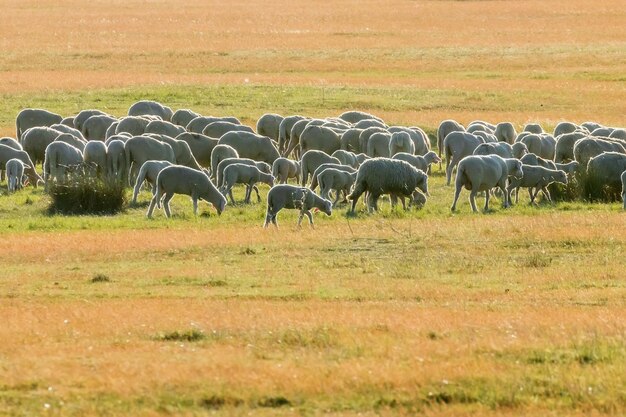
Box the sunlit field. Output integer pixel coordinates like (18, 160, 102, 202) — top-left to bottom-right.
(0, 1, 625, 416)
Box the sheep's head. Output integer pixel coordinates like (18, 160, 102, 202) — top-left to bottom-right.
(556, 170, 568, 185)
(214, 195, 227, 216)
(321, 199, 333, 216)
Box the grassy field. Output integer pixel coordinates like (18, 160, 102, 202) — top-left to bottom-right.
(1, 0, 625, 416)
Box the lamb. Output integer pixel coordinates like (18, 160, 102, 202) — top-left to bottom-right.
(106, 140, 126, 184)
(5, 158, 28, 193)
(506, 165, 568, 204)
(308, 163, 356, 191)
(272, 157, 301, 184)
(263, 184, 332, 228)
(147, 165, 226, 218)
(210, 144, 238, 181)
(450, 155, 524, 212)
(348, 158, 429, 213)
(391, 151, 441, 173)
(43, 141, 84, 190)
(132, 160, 174, 204)
(555, 161, 580, 177)
(443, 131, 485, 185)
(622, 170, 626, 209)
(317, 168, 357, 206)
(473, 142, 515, 159)
(83, 140, 108, 178)
(331, 149, 359, 168)
(0, 144, 41, 187)
(300, 150, 340, 186)
(221, 163, 275, 204)
(520, 153, 557, 170)
(388, 131, 415, 156)
(216, 157, 271, 203)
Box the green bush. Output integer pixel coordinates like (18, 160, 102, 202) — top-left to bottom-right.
(47, 171, 126, 215)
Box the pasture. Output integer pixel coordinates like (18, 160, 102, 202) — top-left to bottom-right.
(1, 1, 625, 416)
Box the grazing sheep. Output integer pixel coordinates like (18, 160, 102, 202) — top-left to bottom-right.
(358, 126, 387, 155)
(317, 168, 357, 206)
(337, 111, 383, 124)
(495, 122, 517, 144)
(339, 128, 364, 153)
(73, 109, 107, 133)
(348, 158, 429, 213)
(60, 116, 75, 127)
(132, 160, 174, 204)
(124, 135, 176, 185)
(256, 113, 284, 142)
(104, 134, 131, 146)
(553, 121, 579, 138)
(128, 100, 173, 121)
(172, 132, 218, 168)
(609, 128, 626, 140)
(0, 137, 22, 151)
(145, 120, 186, 138)
(523, 123, 544, 134)
(186, 116, 241, 134)
(171, 109, 201, 128)
(210, 144, 239, 181)
(388, 131, 414, 156)
(443, 131, 485, 185)
(309, 163, 356, 192)
(277, 115, 306, 155)
(105, 121, 120, 140)
(554, 131, 587, 163)
(81, 115, 117, 141)
(520, 153, 557, 170)
(331, 149, 359, 168)
(0, 144, 41, 187)
(354, 119, 387, 129)
(300, 124, 342, 156)
(16, 108, 63, 141)
(216, 157, 271, 202)
(437, 119, 465, 169)
(43, 141, 84, 190)
(511, 142, 529, 159)
(146, 133, 202, 170)
(263, 184, 332, 228)
(283, 118, 314, 158)
(116, 116, 150, 136)
(580, 121, 603, 133)
(507, 165, 568, 204)
(21, 126, 61, 165)
(574, 137, 626, 167)
(106, 139, 126, 183)
(450, 155, 523, 212)
(473, 142, 515, 159)
(50, 123, 85, 141)
(5, 158, 28, 193)
(367, 132, 392, 158)
(221, 163, 275, 204)
(147, 165, 226, 218)
(519, 133, 556, 160)
(272, 157, 301, 184)
(218, 131, 280, 165)
(83, 141, 108, 177)
(202, 121, 254, 138)
(468, 120, 496, 133)
(622, 170, 626, 209)
(586, 152, 626, 197)
(54, 133, 87, 152)
(392, 151, 441, 173)
(555, 161, 580, 177)
(591, 127, 614, 138)
(300, 150, 341, 186)
(388, 126, 429, 155)
(473, 130, 498, 143)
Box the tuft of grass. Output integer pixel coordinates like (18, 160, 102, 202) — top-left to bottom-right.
(257, 396, 291, 408)
(155, 329, 206, 342)
(198, 395, 243, 410)
(90, 273, 111, 283)
(47, 171, 126, 215)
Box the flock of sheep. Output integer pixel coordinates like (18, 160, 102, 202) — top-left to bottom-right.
(3, 100, 625, 227)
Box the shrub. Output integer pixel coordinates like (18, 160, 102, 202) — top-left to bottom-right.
(47, 170, 126, 215)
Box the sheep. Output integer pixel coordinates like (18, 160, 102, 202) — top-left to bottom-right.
(144, 120, 186, 138)
(21, 126, 61, 165)
(263, 184, 332, 228)
(186, 116, 241, 134)
(388, 126, 429, 155)
(437, 119, 465, 169)
(210, 144, 239, 181)
(622, 170, 626, 209)
(132, 160, 174, 204)
(54, 132, 87, 152)
(507, 165, 567, 204)
(450, 155, 524, 212)
(358, 126, 387, 154)
(221, 163, 275, 204)
(523, 123, 544, 134)
(520, 153, 557, 170)
(73, 109, 107, 133)
(81, 115, 117, 141)
(5, 158, 29, 193)
(331, 149, 359, 168)
(519, 133, 556, 160)
(495, 122, 517, 144)
(348, 158, 429, 213)
(573, 137, 626, 168)
(308, 163, 356, 192)
(43, 141, 84, 191)
(83, 141, 108, 178)
(337, 110, 384, 124)
(216, 157, 271, 203)
(555, 161, 580, 177)
(272, 157, 301, 184)
(106, 139, 126, 184)
(339, 128, 364, 153)
(16, 108, 63, 141)
(512, 142, 529, 159)
(473, 142, 515, 159)
(147, 165, 226, 218)
(128, 100, 173, 121)
(277, 115, 306, 155)
(554, 131, 586, 163)
(354, 119, 387, 129)
(392, 151, 441, 173)
(202, 121, 254, 138)
(50, 123, 85, 141)
(580, 121, 603, 133)
(586, 152, 626, 198)
(317, 168, 357, 206)
(0, 144, 41, 188)
(171, 109, 201, 128)
(116, 116, 151, 136)
(443, 131, 485, 185)
(388, 131, 415, 156)
(553, 121, 579, 138)
(300, 150, 341, 186)
(367, 132, 392, 158)
(124, 135, 176, 185)
(256, 113, 284, 142)
(175, 132, 219, 168)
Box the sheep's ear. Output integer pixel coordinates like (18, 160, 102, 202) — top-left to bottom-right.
(24, 164, 31, 169)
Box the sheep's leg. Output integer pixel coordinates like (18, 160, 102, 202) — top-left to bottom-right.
(192, 195, 198, 216)
(349, 190, 363, 213)
(469, 189, 478, 212)
(445, 156, 456, 186)
(243, 184, 252, 204)
(163, 192, 174, 218)
(297, 209, 306, 226)
(450, 182, 463, 212)
(528, 187, 535, 204)
(253, 185, 261, 202)
(146, 195, 158, 218)
(332, 190, 341, 207)
(305, 210, 314, 227)
(501, 186, 509, 208)
(542, 186, 552, 203)
(484, 189, 491, 211)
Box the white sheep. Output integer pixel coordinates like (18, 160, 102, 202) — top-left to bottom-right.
(43, 141, 84, 191)
(5, 158, 28, 193)
(506, 165, 568, 204)
(392, 151, 441, 173)
(520, 153, 557, 170)
(83, 140, 108, 178)
(473, 142, 515, 159)
(147, 165, 226, 218)
(443, 132, 485, 185)
(317, 168, 357, 206)
(216, 157, 271, 203)
(263, 184, 332, 228)
(450, 155, 523, 212)
(272, 157, 301, 184)
(210, 144, 238, 181)
(221, 163, 275, 204)
(132, 160, 174, 204)
(388, 131, 415, 156)
(308, 163, 356, 192)
(555, 161, 580, 177)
